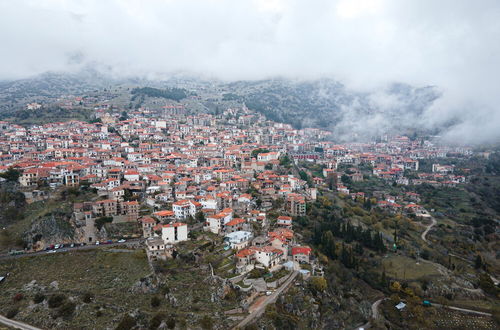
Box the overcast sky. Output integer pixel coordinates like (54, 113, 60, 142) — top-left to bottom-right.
(1, 0, 500, 143)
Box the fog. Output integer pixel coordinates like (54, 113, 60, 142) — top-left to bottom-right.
(1, 0, 499, 144)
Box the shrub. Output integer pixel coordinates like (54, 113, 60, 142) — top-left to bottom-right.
(244, 324, 258, 330)
(151, 296, 161, 308)
(309, 276, 327, 293)
(199, 315, 214, 330)
(82, 292, 94, 303)
(6, 308, 19, 319)
(166, 316, 176, 329)
(116, 314, 136, 330)
(478, 273, 498, 295)
(95, 216, 113, 230)
(33, 293, 46, 304)
(57, 301, 76, 318)
(12, 293, 24, 302)
(48, 294, 66, 308)
(420, 250, 430, 260)
(149, 312, 166, 329)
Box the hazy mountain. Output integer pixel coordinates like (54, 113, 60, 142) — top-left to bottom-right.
(0, 71, 442, 140)
(223, 78, 441, 140)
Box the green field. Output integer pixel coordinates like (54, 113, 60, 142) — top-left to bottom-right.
(381, 255, 442, 280)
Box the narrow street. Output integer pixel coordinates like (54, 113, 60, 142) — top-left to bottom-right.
(234, 271, 299, 329)
(0, 239, 143, 261)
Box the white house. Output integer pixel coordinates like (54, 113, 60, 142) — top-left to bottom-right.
(200, 197, 218, 210)
(205, 210, 233, 234)
(224, 231, 253, 250)
(277, 215, 293, 228)
(257, 151, 280, 162)
(252, 246, 284, 270)
(124, 170, 140, 181)
(161, 222, 188, 244)
(172, 200, 199, 219)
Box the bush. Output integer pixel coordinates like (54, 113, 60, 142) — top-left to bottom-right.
(33, 293, 46, 304)
(48, 294, 66, 308)
(6, 308, 18, 319)
(420, 250, 430, 260)
(244, 324, 258, 330)
(199, 315, 214, 330)
(248, 268, 267, 279)
(478, 273, 498, 295)
(116, 314, 136, 330)
(82, 292, 94, 303)
(12, 293, 24, 302)
(166, 316, 176, 329)
(151, 296, 161, 308)
(57, 301, 76, 318)
(149, 312, 166, 329)
(309, 276, 327, 293)
(95, 216, 113, 230)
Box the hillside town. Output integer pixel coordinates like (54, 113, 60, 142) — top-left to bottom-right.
(0, 102, 474, 268)
(1, 94, 499, 330)
(1, 1, 500, 328)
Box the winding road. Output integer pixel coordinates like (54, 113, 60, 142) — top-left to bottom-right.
(234, 271, 299, 329)
(0, 239, 143, 261)
(357, 298, 384, 329)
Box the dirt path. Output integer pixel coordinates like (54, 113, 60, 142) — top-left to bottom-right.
(421, 216, 437, 243)
(0, 314, 42, 330)
(433, 303, 492, 316)
(357, 298, 385, 329)
(234, 271, 298, 329)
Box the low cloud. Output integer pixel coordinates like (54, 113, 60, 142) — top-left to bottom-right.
(0, 0, 499, 144)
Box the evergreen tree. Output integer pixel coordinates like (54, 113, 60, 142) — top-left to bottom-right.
(321, 231, 336, 259)
(195, 211, 206, 223)
(363, 198, 372, 210)
(354, 242, 364, 255)
(475, 254, 483, 269)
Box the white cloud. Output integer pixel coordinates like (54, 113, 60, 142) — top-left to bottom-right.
(0, 0, 499, 143)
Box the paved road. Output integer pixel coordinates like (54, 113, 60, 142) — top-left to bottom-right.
(421, 216, 436, 242)
(0, 314, 42, 330)
(234, 271, 299, 329)
(0, 239, 143, 261)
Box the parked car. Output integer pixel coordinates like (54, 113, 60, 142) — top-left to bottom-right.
(118, 239, 126, 243)
(95, 241, 100, 245)
(70, 243, 75, 248)
(105, 240, 113, 244)
(54, 244, 60, 249)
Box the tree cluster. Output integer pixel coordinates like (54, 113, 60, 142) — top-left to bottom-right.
(314, 220, 386, 254)
(131, 87, 187, 102)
